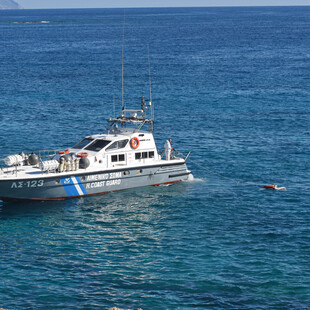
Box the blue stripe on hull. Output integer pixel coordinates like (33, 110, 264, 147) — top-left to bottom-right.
(60, 177, 79, 197)
(75, 176, 87, 195)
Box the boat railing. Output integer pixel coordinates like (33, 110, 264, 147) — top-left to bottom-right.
(0, 159, 12, 175)
(158, 148, 190, 161)
(174, 149, 191, 161)
(36, 149, 63, 162)
(0, 148, 63, 175)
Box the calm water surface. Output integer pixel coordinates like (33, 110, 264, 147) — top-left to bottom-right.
(0, 7, 309, 309)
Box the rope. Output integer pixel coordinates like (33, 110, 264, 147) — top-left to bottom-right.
(174, 149, 263, 187)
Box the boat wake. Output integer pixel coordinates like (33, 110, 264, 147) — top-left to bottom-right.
(184, 174, 204, 183)
(13, 21, 50, 24)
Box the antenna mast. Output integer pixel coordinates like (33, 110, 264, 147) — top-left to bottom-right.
(113, 95, 115, 118)
(147, 44, 154, 131)
(147, 44, 152, 104)
(122, 11, 125, 111)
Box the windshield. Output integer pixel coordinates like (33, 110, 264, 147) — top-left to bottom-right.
(106, 139, 129, 151)
(72, 138, 94, 150)
(85, 139, 111, 152)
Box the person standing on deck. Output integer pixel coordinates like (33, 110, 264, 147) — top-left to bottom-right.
(164, 138, 173, 160)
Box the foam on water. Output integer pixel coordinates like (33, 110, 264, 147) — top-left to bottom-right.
(185, 174, 205, 183)
(12, 20, 51, 24)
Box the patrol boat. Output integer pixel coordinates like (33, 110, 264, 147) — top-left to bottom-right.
(0, 96, 192, 201)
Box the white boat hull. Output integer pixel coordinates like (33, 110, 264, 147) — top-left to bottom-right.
(0, 162, 191, 201)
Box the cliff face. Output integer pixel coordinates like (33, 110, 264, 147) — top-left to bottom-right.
(0, 0, 23, 9)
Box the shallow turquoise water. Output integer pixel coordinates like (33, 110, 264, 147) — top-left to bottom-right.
(0, 7, 309, 309)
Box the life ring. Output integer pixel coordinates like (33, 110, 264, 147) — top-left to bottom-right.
(59, 150, 70, 155)
(77, 152, 89, 158)
(130, 137, 140, 149)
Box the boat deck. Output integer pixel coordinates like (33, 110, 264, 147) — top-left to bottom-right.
(0, 158, 185, 180)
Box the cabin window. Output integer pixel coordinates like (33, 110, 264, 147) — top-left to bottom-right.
(72, 138, 94, 150)
(106, 139, 129, 151)
(118, 139, 129, 149)
(85, 139, 111, 152)
(135, 151, 155, 160)
(106, 141, 117, 151)
(111, 154, 125, 163)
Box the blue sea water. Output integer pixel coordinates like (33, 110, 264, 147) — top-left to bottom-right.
(0, 6, 309, 309)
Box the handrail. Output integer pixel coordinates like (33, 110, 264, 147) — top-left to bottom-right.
(0, 148, 64, 170)
(0, 148, 64, 162)
(159, 149, 188, 161)
(0, 148, 66, 176)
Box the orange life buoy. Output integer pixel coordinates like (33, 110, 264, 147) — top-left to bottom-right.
(264, 184, 276, 189)
(130, 137, 140, 149)
(77, 152, 89, 158)
(59, 150, 70, 155)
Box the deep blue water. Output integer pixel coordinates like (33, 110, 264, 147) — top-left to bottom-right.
(0, 6, 309, 309)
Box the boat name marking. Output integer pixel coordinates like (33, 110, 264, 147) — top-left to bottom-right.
(11, 180, 44, 189)
(85, 172, 122, 189)
(86, 172, 121, 181)
(86, 179, 121, 189)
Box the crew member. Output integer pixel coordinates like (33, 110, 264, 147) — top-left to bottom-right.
(164, 138, 173, 160)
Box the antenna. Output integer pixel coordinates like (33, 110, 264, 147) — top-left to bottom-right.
(147, 44, 152, 103)
(113, 95, 115, 118)
(121, 10, 125, 111)
(147, 44, 154, 131)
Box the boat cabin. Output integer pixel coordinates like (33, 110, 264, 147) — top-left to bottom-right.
(65, 129, 159, 169)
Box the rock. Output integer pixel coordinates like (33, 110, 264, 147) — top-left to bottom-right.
(0, 0, 23, 10)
